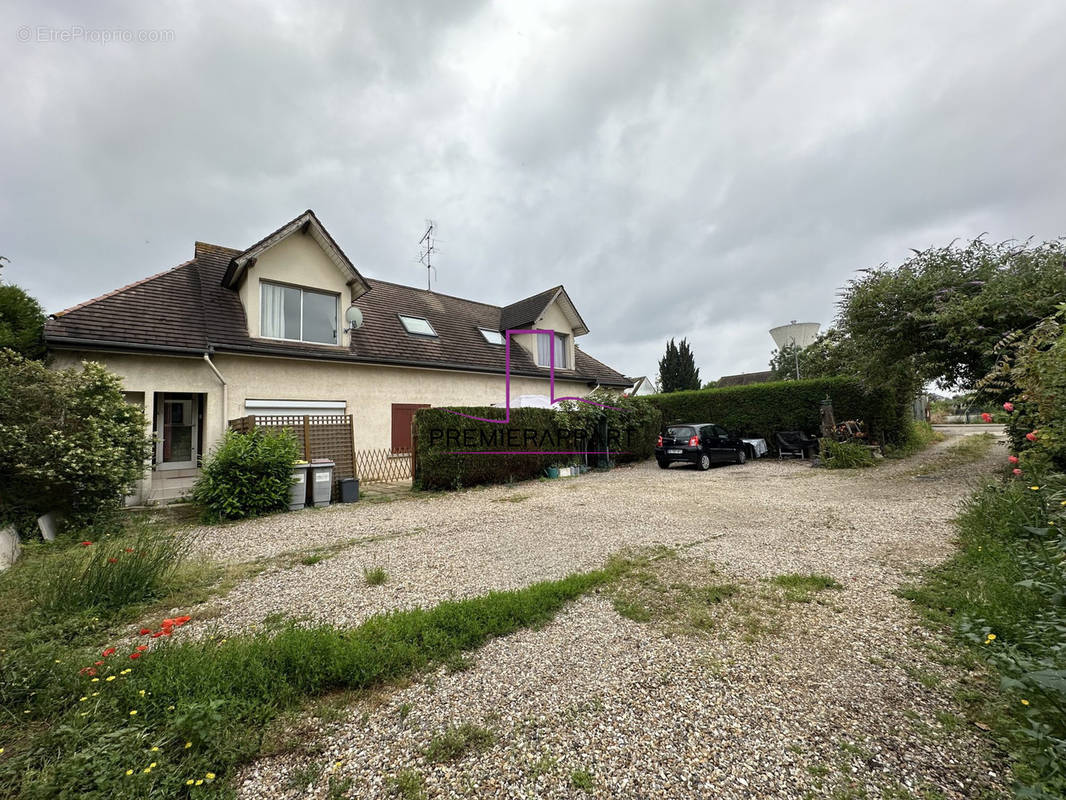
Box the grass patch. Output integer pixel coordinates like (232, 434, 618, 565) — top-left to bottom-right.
(0, 560, 623, 799)
(769, 573, 843, 603)
(422, 723, 495, 762)
(570, 768, 595, 792)
(907, 433, 997, 477)
(819, 438, 876, 469)
(363, 566, 388, 586)
(884, 420, 945, 459)
(492, 493, 531, 503)
(388, 769, 425, 799)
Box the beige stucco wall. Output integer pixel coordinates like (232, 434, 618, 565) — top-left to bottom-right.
(50, 349, 593, 458)
(237, 232, 352, 347)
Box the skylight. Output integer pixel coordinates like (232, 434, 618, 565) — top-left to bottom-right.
(398, 314, 437, 337)
(479, 327, 504, 345)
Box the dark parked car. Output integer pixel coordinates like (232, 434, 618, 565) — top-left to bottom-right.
(655, 423, 748, 470)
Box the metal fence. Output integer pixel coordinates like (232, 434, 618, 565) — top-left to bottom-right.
(229, 414, 355, 499)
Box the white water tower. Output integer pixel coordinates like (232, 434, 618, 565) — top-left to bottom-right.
(769, 321, 821, 379)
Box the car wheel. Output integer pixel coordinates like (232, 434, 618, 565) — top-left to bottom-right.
(657, 458, 669, 469)
(735, 448, 747, 465)
(698, 453, 711, 471)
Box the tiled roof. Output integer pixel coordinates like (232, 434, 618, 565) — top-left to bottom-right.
(45, 236, 630, 387)
(500, 286, 561, 331)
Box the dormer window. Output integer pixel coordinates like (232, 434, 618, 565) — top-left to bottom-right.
(261, 282, 338, 344)
(536, 332, 569, 368)
(399, 314, 438, 337)
(479, 327, 504, 345)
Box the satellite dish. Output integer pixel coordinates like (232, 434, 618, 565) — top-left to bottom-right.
(769, 321, 820, 350)
(344, 305, 364, 331)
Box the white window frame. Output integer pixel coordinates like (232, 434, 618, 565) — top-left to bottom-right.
(398, 314, 438, 337)
(478, 327, 504, 345)
(537, 332, 568, 368)
(260, 281, 340, 345)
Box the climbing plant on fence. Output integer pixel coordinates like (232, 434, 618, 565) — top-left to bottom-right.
(645, 376, 906, 448)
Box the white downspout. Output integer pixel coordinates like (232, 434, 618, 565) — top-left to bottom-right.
(203, 352, 228, 441)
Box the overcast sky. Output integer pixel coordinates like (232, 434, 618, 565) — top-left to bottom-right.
(3, 1, 1065, 384)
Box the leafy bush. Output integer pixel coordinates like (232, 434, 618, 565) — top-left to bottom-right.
(0, 284, 46, 360)
(818, 438, 875, 469)
(412, 394, 661, 491)
(646, 376, 906, 450)
(904, 474, 1066, 797)
(38, 527, 190, 615)
(192, 428, 300, 520)
(0, 352, 153, 536)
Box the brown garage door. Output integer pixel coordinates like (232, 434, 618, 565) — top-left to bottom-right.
(391, 403, 429, 453)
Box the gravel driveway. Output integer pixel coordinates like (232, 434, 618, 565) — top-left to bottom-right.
(190, 434, 1008, 799)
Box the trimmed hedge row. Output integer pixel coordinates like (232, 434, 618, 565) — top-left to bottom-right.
(412, 400, 662, 491)
(646, 377, 907, 449)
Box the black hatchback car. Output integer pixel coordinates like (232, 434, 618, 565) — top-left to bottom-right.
(655, 423, 748, 470)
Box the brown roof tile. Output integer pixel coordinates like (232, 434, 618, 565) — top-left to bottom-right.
(45, 227, 631, 387)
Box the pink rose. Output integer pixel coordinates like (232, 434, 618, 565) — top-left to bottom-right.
(1003, 402, 1014, 412)
(1026, 432, 1038, 442)
(1008, 455, 1019, 464)
(1012, 468, 1022, 475)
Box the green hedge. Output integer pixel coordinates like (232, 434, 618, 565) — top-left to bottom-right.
(412, 397, 662, 491)
(646, 377, 906, 450)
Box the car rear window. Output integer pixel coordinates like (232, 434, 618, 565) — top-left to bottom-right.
(665, 426, 696, 439)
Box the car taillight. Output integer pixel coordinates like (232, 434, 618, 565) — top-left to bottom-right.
(656, 435, 663, 447)
(688, 435, 699, 446)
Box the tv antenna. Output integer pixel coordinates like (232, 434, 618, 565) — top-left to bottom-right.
(418, 220, 438, 290)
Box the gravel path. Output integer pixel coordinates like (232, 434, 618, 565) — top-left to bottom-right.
(194, 433, 1007, 799)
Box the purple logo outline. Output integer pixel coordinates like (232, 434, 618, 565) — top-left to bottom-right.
(439, 329, 623, 425)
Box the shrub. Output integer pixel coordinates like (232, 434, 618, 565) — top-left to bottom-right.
(819, 438, 875, 469)
(412, 395, 662, 491)
(37, 526, 190, 615)
(0, 352, 153, 536)
(192, 428, 300, 520)
(0, 284, 46, 360)
(883, 420, 943, 459)
(646, 376, 906, 451)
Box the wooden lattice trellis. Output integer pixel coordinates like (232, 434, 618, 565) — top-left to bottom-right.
(356, 449, 413, 483)
(229, 414, 356, 499)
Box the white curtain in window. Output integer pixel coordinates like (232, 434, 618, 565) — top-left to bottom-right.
(554, 333, 567, 368)
(261, 283, 284, 338)
(537, 333, 552, 366)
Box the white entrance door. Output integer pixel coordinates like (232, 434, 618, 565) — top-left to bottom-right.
(157, 394, 198, 469)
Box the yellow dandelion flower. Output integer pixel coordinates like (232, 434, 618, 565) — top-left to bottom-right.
(54, 659, 62, 663)
(143, 767, 151, 774)
(1022, 699, 1030, 706)
(79, 712, 89, 716)
(184, 742, 192, 749)
(149, 762, 157, 769)
(1, 748, 5, 754)
(1031, 486, 1041, 491)
(129, 710, 138, 716)
(206, 772, 216, 780)
(186, 779, 194, 785)
(125, 769, 133, 776)
(195, 779, 203, 786)
(79, 697, 87, 702)
(120, 669, 132, 675)
(90, 678, 99, 683)
(988, 633, 997, 641)
(23, 710, 30, 714)
(150, 746, 159, 752)
(167, 705, 175, 711)
(91, 692, 99, 697)
(105, 676, 116, 682)
(139, 689, 146, 696)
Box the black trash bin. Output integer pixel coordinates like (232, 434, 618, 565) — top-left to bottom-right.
(340, 477, 360, 503)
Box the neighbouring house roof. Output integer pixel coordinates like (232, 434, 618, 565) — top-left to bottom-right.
(629, 376, 654, 392)
(716, 370, 775, 387)
(45, 218, 630, 387)
(499, 286, 590, 336)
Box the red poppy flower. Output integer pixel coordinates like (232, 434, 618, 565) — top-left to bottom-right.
(124, 548, 134, 553)
(151, 631, 163, 638)
(107, 558, 118, 564)
(162, 618, 175, 628)
(162, 629, 172, 636)
(139, 628, 151, 636)
(175, 616, 192, 625)
(1003, 402, 1014, 412)
(79, 541, 92, 547)
(79, 666, 97, 676)
(1013, 468, 1023, 475)
(980, 413, 993, 423)
(94, 660, 104, 666)
(135, 645, 148, 652)
(130, 652, 142, 660)
(1008, 455, 1019, 464)
(102, 647, 116, 657)
(1026, 431, 1038, 442)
